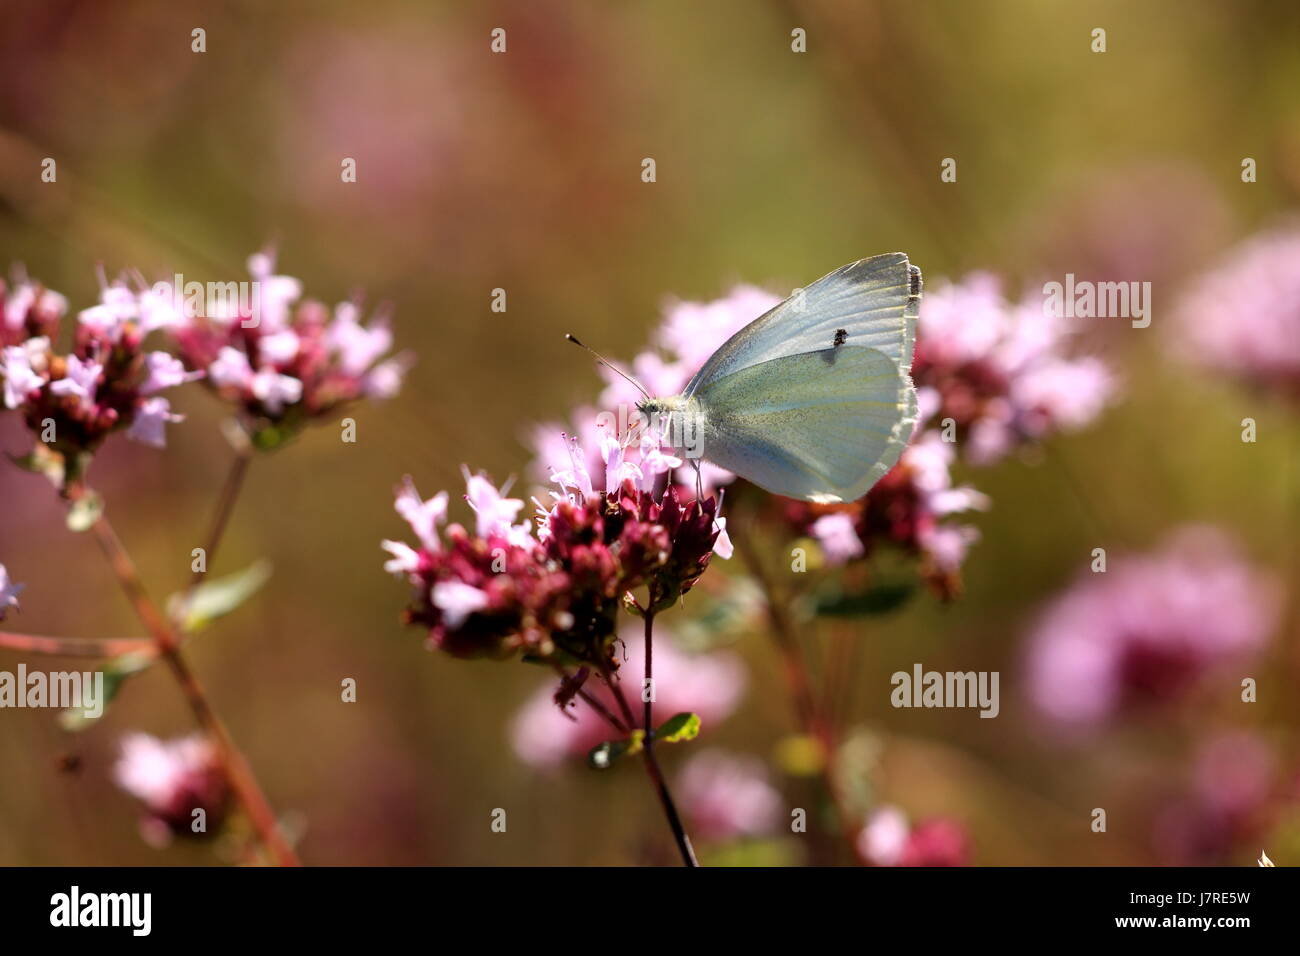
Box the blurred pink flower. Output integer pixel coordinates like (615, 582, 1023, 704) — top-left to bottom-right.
(1154, 731, 1279, 865)
(858, 805, 970, 866)
(113, 732, 229, 847)
(810, 512, 865, 564)
(1026, 527, 1280, 728)
(1173, 225, 1300, 397)
(0, 563, 23, 620)
(125, 396, 184, 448)
(510, 627, 746, 768)
(677, 749, 782, 842)
(915, 274, 1115, 465)
(1, 274, 65, 348)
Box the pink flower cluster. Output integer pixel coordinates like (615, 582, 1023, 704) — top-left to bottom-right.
(0, 271, 198, 470)
(511, 630, 746, 768)
(384, 435, 729, 665)
(788, 431, 990, 597)
(858, 805, 970, 866)
(1173, 224, 1300, 398)
(1, 273, 64, 347)
(168, 252, 412, 447)
(914, 273, 1115, 465)
(1154, 731, 1283, 864)
(113, 732, 229, 847)
(1026, 526, 1279, 728)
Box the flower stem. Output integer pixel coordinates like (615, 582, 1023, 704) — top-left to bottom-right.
(175, 444, 253, 624)
(601, 637, 698, 868)
(640, 611, 699, 867)
(72, 489, 300, 866)
(551, 664, 627, 733)
(0, 631, 154, 657)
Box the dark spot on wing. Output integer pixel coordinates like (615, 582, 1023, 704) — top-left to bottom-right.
(908, 265, 922, 298)
(833, 328, 847, 347)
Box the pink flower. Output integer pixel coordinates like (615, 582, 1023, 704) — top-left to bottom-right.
(113, 733, 229, 846)
(510, 628, 746, 768)
(1154, 732, 1280, 864)
(655, 285, 782, 375)
(47, 354, 101, 407)
(462, 469, 528, 542)
(0, 564, 23, 620)
(914, 274, 1116, 465)
(858, 805, 970, 866)
(859, 806, 911, 864)
(327, 302, 392, 376)
(810, 512, 865, 564)
(140, 351, 203, 395)
(76, 280, 141, 339)
(244, 251, 303, 332)
(1173, 224, 1300, 397)
(250, 367, 303, 414)
(1, 338, 47, 409)
(1026, 526, 1280, 728)
(126, 397, 183, 448)
(168, 250, 411, 445)
(430, 581, 491, 629)
(1, 275, 65, 347)
(363, 355, 414, 400)
(784, 430, 987, 594)
(677, 750, 782, 842)
(387, 438, 727, 662)
(0, 261, 206, 469)
(393, 478, 448, 552)
(380, 539, 421, 575)
(207, 346, 253, 389)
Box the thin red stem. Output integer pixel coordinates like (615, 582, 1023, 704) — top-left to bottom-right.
(69, 484, 299, 867)
(598, 648, 698, 867)
(640, 610, 699, 867)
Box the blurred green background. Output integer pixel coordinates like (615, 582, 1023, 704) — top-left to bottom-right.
(0, 0, 1296, 865)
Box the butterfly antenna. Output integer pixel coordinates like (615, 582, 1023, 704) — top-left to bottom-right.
(565, 333, 651, 400)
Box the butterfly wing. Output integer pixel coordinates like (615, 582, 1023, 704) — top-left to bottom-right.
(683, 253, 920, 398)
(692, 344, 918, 502)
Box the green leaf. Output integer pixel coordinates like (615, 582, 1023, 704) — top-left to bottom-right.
(587, 730, 644, 769)
(58, 650, 157, 732)
(655, 712, 701, 743)
(168, 559, 273, 633)
(813, 581, 915, 617)
(66, 491, 104, 533)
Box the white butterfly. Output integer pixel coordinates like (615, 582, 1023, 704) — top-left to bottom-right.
(576, 254, 920, 503)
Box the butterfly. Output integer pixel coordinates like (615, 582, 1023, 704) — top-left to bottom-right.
(571, 253, 920, 503)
